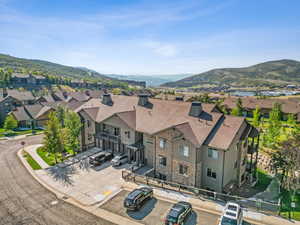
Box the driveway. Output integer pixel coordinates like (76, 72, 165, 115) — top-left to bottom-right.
(0, 135, 115, 225)
(36, 154, 130, 205)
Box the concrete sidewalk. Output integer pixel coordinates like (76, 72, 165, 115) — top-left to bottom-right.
(25, 144, 48, 169)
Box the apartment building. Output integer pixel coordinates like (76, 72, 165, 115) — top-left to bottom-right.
(78, 94, 259, 193)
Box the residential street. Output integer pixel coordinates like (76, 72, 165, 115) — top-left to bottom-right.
(0, 135, 115, 225)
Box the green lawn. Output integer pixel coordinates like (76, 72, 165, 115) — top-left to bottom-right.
(23, 151, 42, 170)
(36, 147, 61, 166)
(254, 168, 272, 192)
(0, 128, 43, 137)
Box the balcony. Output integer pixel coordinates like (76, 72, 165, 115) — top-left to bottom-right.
(95, 131, 120, 142)
(247, 144, 258, 154)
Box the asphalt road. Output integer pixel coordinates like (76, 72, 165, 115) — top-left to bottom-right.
(0, 135, 115, 225)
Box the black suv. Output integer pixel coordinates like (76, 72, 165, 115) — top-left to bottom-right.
(89, 152, 113, 166)
(164, 201, 192, 225)
(123, 187, 153, 211)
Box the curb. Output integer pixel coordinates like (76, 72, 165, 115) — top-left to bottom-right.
(17, 147, 143, 225)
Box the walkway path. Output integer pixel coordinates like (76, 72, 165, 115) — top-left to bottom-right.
(25, 144, 49, 169)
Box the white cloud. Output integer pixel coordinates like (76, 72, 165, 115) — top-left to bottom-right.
(142, 41, 178, 57)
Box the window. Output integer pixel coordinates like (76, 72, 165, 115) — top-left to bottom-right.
(114, 127, 120, 136)
(159, 138, 166, 149)
(234, 161, 237, 168)
(242, 156, 247, 165)
(207, 168, 217, 179)
(208, 148, 218, 159)
(87, 120, 91, 127)
(158, 173, 166, 180)
(241, 173, 246, 182)
(102, 124, 106, 131)
(88, 133, 93, 141)
(158, 155, 167, 166)
(179, 164, 188, 175)
(125, 131, 130, 139)
(180, 145, 189, 157)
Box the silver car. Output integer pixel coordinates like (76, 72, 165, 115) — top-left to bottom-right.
(111, 155, 128, 166)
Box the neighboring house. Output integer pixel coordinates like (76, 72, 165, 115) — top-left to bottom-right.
(79, 94, 259, 193)
(222, 97, 300, 121)
(36, 94, 55, 103)
(0, 88, 36, 124)
(11, 73, 47, 85)
(9, 104, 54, 128)
(52, 91, 92, 103)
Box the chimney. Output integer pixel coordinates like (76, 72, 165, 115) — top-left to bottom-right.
(102, 93, 113, 106)
(63, 91, 68, 99)
(138, 94, 149, 106)
(2, 88, 8, 98)
(189, 101, 202, 117)
(175, 96, 184, 101)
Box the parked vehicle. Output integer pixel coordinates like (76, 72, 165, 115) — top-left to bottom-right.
(123, 187, 153, 211)
(219, 202, 243, 225)
(89, 152, 113, 166)
(111, 155, 128, 166)
(164, 201, 192, 225)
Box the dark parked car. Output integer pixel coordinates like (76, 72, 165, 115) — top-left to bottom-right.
(124, 187, 153, 211)
(89, 152, 113, 166)
(164, 201, 192, 225)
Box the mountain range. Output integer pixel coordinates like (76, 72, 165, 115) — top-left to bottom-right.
(0, 54, 111, 81)
(162, 59, 300, 88)
(106, 74, 191, 86)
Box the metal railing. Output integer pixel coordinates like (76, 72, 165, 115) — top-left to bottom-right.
(122, 170, 280, 215)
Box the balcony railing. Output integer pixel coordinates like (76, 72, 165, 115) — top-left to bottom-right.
(95, 131, 120, 142)
(247, 144, 258, 154)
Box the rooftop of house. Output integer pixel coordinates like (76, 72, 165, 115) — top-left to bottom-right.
(10, 104, 52, 121)
(222, 97, 300, 114)
(0, 89, 35, 102)
(79, 95, 253, 150)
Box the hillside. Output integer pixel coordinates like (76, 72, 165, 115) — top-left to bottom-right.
(162, 59, 300, 88)
(106, 74, 191, 86)
(0, 54, 112, 81)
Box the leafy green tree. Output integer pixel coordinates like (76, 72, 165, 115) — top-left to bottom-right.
(252, 106, 261, 127)
(263, 103, 282, 147)
(3, 115, 18, 130)
(287, 114, 296, 128)
(43, 112, 64, 163)
(231, 98, 243, 116)
(231, 107, 242, 116)
(64, 110, 82, 154)
(56, 106, 66, 127)
(269, 136, 300, 190)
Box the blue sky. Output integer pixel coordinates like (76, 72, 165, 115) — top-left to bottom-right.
(0, 0, 300, 75)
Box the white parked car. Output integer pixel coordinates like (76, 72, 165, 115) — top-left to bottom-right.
(111, 155, 128, 166)
(219, 202, 243, 225)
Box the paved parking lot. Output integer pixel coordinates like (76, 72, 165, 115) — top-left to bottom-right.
(36, 157, 129, 205)
(101, 190, 220, 225)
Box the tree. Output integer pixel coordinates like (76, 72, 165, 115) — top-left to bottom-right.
(64, 110, 82, 154)
(252, 106, 261, 127)
(3, 115, 18, 130)
(263, 103, 282, 147)
(269, 136, 300, 191)
(43, 112, 64, 163)
(231, 98, 243, 116)
(56, 106, 66, 127)
(112, 88, 121, 95)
